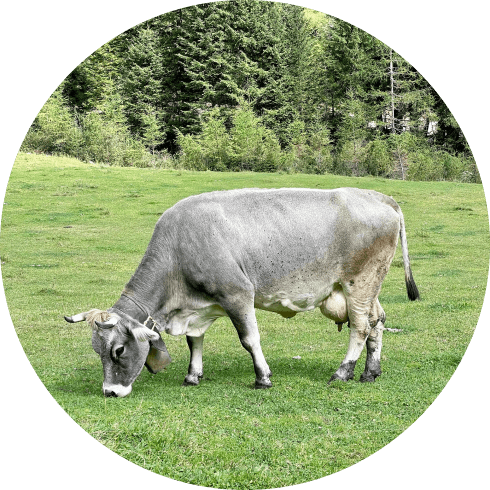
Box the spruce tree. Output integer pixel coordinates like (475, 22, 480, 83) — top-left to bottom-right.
(63, 42, 120, 112)
(118, 23, 165, 142)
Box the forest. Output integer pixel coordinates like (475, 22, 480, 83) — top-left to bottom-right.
(20, 1, 479, 182)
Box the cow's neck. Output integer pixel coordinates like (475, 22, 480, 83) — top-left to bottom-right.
(112, 250, 174, 324)
(112, 293, 150, 324)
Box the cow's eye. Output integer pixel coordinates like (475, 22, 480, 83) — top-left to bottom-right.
(115, 346, 124, 358)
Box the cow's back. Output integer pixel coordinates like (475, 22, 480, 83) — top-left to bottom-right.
(156, 188, 400, 302)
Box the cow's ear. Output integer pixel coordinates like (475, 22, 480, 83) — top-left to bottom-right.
(145, 332, 172, 373)
(149, 332, 167, 351)
(131, 325, 160, 342)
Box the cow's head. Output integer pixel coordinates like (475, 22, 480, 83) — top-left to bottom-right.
(64, 309, 171, 397)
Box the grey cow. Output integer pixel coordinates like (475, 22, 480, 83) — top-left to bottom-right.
(65, 187, 419, 397)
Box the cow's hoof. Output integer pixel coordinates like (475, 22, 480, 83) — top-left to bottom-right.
(328, 360, 356, 384)
(328, 373, 348, 384)
(328, 372, 355, 384)
(254, 378, 272, 389)
(183, 374, 200, 386)
(360, 371, 381, 383)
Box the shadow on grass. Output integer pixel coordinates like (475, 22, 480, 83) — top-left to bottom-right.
(50, 351, 346, 399)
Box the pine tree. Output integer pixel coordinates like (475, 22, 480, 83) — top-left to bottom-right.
(155, 1, 312, 150)
(259, 3, 314, 146)
(320, 18, 380, 143)
(118, 22, 165, 142)
(63, 42, 120, 112)
(141, 105, 165, 154)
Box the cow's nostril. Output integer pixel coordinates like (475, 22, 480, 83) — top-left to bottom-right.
(104, 390, 117, 398)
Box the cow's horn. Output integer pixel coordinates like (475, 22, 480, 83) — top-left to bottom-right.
(95, 316, 119, 329)
(64, 312, 89, 323)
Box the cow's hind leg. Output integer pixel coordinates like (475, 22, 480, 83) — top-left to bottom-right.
(183, 334, 205, 386)
(224, 298, 272, 389)
(329, 268, 390, 384)
(360, 300, 385, 382)
(329, 299, 372, 383)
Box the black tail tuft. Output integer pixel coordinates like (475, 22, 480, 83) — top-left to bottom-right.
(406, 270, 420, 301)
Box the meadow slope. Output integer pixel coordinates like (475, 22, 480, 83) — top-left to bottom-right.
(1, 153, 488, 488)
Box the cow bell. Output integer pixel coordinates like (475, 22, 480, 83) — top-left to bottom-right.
(145, 345, 172, 373)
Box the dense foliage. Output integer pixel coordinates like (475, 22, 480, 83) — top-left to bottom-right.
(21, 1, 478, 182)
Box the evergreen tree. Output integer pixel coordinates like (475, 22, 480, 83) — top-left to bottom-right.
(141, 105, 165, 154)
(22, 2, 474, 178)
(379, 46, 434, 138)
(63, 42, 120, 112)
(155, 1, 312, 149)
(118, 23, 165, 142)
(321, 18, 386, 143)
(147, 4, 230, 150)
(259, 2, 315, 146)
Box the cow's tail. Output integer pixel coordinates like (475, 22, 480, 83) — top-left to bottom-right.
(396, 207, 420, 301)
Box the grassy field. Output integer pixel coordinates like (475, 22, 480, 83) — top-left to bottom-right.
(1, 152, 488, 489)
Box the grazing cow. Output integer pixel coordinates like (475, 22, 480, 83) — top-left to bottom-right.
(65, 187, 419, 397)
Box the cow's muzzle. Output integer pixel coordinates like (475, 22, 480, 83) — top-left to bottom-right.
(102, 383, 132, 398)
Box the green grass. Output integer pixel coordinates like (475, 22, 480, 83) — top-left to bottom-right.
(2, 152, 488, 488)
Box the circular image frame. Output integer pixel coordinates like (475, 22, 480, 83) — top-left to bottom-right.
(1, 2, 488, 488)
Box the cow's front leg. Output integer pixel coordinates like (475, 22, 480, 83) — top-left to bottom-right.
(183, 334, 204, 386)
(227, 305, 272, 389)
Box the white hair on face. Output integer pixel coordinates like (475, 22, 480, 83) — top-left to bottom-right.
(85, 309, 111, 330)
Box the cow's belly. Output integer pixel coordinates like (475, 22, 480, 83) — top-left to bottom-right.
(255, 290, 319, 315)
(255, 281, 333, 314)
(163, 283, 348, 336)
(255, 283, 348, 323)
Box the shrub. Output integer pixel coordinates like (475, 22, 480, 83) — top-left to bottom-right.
(460, 156, 481, 184)
(177, 102, 282, 172)
(176, 108, 229, 171)
(406, 149, 476, 182)
(122, 140, 152, 168)
(333, 139, 368, 176)
(80, 110, 128, 165)
(141, 105, 166, 155)
(287, 122, 333, 174)
(229, 103, 282, 172)
(176, 131, 208, 170)
(252, 131, 282, 172)
(364, 139, 393, 176)
(407, 149, 444, 181)
(79, 93, 150, 167)
(21, 87, 82, 156)
(439, 152, 465, 181)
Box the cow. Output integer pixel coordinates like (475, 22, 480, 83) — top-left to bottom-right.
(65, 187, 419, 397)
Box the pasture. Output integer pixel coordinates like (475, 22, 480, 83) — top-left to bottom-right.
(1, 152, 488, 489)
